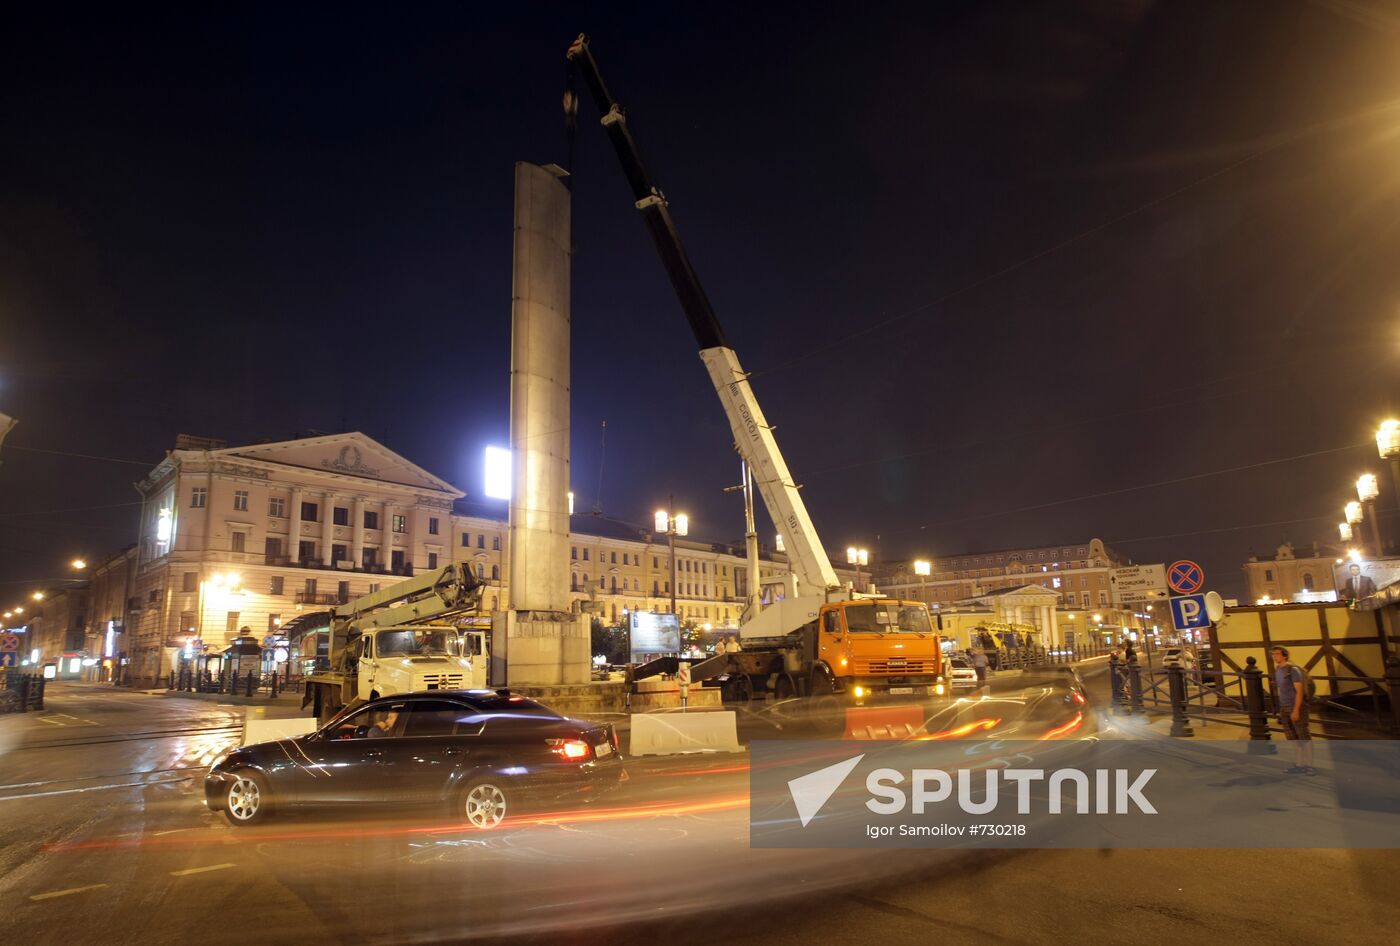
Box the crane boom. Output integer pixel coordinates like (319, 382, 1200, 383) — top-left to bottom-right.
(566, 33, 841, 596)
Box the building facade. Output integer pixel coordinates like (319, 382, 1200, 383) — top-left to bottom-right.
(111, 431, 817, 686)
(1242, 543, 1339, 604)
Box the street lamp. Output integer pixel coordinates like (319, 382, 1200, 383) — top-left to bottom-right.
(1358, 473, 1383, 556)
(655, 505, 688, 638)
(71, 559, 87, 571)
(913, 559, 931, 604)
(846, 547, 869, 593)
(1339, 521, 1353, 544)
(1345, 500, 1363, 527)
(31, 591, 44, 602)
(1377, 419, 1400, 509)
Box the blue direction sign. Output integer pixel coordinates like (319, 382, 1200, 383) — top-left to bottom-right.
(1170, 593, 1211, 631)
(1167, 560, 1205, 594)
(0, 651, 17, 667)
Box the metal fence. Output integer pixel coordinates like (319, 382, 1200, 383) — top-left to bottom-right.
(988, 640, 1114, 671)
(1106, 653, 1400, 739)
(167, 665, 303, 699)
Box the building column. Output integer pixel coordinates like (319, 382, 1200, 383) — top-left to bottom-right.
(351, 496, 364, 569)
(321, 492, 335, 566)
(289, 487, 304, 563)
(384, 501, 397, 572)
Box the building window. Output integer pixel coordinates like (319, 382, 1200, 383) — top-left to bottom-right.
(477, 535, 485, 549)
(491, 564, 500, 581)
(428, 517, 439, 535)
(180, 610, 195, 632)
(476, 564, 485, 579)
(301, 501, 318, 522)
(572, 546, 577, 559)
(392, 550, 406, 572)
(1302, 573, 1315, 591)
(364, 510, 380, 530)
(230, 532, 246, 553)
(268, 614, 281, 634)
(464, 533, 473, 548)
(332, 544, 348, 563)
(368, 583, 380, 594)
(270, 576, 284, 595)
(652, 581, 660, 595)
(1098, 591, 1108, 606)
(1081, 592, 1090, 606)
(338, 581, 350, 604)
(653, 556, 659, 569)
(298, 540, 316, 563)
(427, 551, 439, 569)
(304, 578, 317, 595)
(392, 514, 407, 534)
(182, 572, 197, 593)
(233, 490, 249, 512)
(362, 547, 377, 569)
(269, 496, 285, 517)
(226, 612, 240, 634)
(1264, 569, 1275, 582)
(571, 573, 579, 591)
(191, 487, 207, 508)
(333, 506, 349, 526)
(492, 536, 501, 551)
(265, 537, 282, 561)
(583, 548, 589, 560)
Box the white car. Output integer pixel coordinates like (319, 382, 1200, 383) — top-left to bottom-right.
(946, 656, 980, 689)
(1162, 647, 1198, 670)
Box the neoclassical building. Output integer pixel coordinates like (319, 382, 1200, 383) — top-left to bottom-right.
(121, 432, 797, 685)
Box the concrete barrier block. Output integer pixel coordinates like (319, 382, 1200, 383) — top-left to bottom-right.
(628, 711, 741, 756)
(243, 714, 319, 746)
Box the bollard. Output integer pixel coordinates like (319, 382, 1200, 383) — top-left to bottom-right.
(167, 670, 175, 690)
(1128, 652, 1145, 714)
(36, 675, 44, 709)
(1167, 665, 1195, 737)
(18, 675, 31, 712)
(230, 670, 239, 694)
(270, 672, 279, 699)
(1242, 656, 1276, 753)
(245, 672, 256, 697)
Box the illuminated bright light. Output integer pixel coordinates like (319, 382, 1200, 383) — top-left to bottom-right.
(913, 559, 931, 577)
(654, 510, 669, 533)
(774, 533, 785, 552)
(14, 607, 23, 615)
(1378, 419, 1400, 460)
(1348, 548, 1363, 563)
(156, 507, 173, 543)
(1357, 473, 1380, 503)
(1339, 522, 1353, 543)
(567, 491, 575, 515)
(1040, 712, 1085, 740)
(1345, 500, 1363, 525)
(846, 547, 868, 566)
(71, 559, 86, 570)
(483, 446, 511, 501)
(674, 513, 688, 537)
(31, 591, 43, 601)
(853, 685, 865, 698)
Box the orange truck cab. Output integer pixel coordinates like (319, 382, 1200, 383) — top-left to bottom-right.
(814, 599, 945, 704)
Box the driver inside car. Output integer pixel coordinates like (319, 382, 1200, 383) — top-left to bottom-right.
(366, 708, 401, 738)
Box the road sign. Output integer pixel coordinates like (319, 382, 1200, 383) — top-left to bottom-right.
(1167, 560, 1205, 595)
(1204, 591, 1225, 622)
(1111, 565, 1168, 605)
(1170, 594, 1211, 631)
(0, 651, 16, 667)
(0, 632, 20, 653)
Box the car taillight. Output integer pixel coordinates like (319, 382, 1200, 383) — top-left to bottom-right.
(546, 738, 593, 761)
(1070, 690, 1086, 705)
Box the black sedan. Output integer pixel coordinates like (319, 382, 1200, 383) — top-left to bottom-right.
(205, 690, 624, 828)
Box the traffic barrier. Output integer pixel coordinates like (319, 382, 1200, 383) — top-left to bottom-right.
(844, 703, 923, 739)
(628, 711, 740, 756)
(243, 713, 319, 746)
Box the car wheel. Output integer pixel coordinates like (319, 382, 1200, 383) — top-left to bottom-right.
(223, 771, 269, 826)
(458, 778, 512, 830)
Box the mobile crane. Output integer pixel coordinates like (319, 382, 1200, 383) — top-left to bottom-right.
(301, 562, 488, 723)
(566, 35, 944, 706)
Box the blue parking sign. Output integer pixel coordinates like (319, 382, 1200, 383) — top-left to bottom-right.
(1170, 593, 1211, 631)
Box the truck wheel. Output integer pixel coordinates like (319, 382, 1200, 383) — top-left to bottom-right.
(727, 673, 754, 703)
(457, 778, 513, 830)
(223, 771, 270, 826)
(774, 673, 796, 701)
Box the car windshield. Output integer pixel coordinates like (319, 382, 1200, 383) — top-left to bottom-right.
(844, 603, 932, 633)
(376, 629, 454, 656)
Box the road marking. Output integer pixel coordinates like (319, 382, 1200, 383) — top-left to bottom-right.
(170, 863, 237, 877)
(0, 776, 192, 802)
(29, 884, 109, 901)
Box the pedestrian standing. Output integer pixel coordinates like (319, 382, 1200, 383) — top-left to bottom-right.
(971, 649, 988, 685)
(1271, 646, 1314, 775)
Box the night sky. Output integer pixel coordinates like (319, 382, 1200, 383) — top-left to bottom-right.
(4, 1, 1400, 599)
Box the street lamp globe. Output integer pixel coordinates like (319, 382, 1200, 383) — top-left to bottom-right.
(674, 514, 688, 537)
(1377, 419, 1400, 460)
(654, 510, 669, 533)
(1345, 500, 1364, 526)
(1339, 522, 1353, 543)
(1357, 473, 1380, 504)
(31, 591, 44, 601)
(846, 547, 868, 566)
(913, 559, 931, 577)
(71, 558, 87, 570)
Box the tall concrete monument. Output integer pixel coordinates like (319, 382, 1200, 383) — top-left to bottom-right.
(494, 162, 590, 685)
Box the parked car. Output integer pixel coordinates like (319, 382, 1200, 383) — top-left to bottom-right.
(1162, 647, 1198, 670)
(205, 690, 624, 828)
(946, 656, 979, 689)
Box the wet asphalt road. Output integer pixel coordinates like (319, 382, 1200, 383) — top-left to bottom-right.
(1, 674, 1396, 946)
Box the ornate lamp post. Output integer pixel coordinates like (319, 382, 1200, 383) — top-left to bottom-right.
(1357, 474, 1383, 556)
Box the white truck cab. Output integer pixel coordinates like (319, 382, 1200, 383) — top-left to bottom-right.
(351, 626, 488, 699)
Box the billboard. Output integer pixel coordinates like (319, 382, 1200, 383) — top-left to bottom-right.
(1333, 557, 1400, 602)
(629, 611, 680, 658)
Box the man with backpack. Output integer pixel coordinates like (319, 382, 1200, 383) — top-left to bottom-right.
(1271, 646, 1315, 775)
